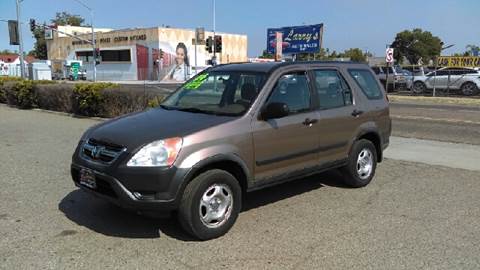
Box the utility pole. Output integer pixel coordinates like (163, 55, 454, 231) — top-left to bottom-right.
(212, 0, 216, 64)
(91, 9, 96, 82)
(15, 0, 25, 78)
(73, 0, 96, 81)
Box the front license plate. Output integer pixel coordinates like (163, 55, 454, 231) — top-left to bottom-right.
(79, 168, 96, 189)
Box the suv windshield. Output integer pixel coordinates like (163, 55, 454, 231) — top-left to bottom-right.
(162, 71, 266, 116)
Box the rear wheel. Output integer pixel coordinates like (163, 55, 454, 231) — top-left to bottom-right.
(461, 82, 479, 96)
(412, 81, 426, 94)
(178, 169, 241, 240)
(341, 139, 377, 188)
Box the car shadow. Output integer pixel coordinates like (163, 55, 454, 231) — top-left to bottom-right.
(58, 169, 348, 241)
(243, 169, 348, 211)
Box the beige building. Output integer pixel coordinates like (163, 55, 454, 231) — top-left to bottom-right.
(46, 26, 248, 81)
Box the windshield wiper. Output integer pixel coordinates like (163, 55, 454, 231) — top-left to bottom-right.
(176, 107, 210, 114)
(176, 107, 237, 116)
(159, 105, 176, 110)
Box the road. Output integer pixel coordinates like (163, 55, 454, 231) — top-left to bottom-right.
(390, 102, 480, 145)
(1, 104, 479, 269)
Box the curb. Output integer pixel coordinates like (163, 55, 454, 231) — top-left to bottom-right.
(391, 115, 480, 125)
(388, 95, 480, 106)
(0, 103, 109, 122)
(33, 108, 110, 122)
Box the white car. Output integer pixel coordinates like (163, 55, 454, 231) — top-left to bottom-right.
(412, 67, 480, 96)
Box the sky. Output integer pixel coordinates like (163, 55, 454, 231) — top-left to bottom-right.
(0, 0, 479, 57)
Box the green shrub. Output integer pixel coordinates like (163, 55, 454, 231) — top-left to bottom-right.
(2, 79, 37, 109)
(0, 85, 5, 104)
(14, 80, 37, 109)
(0, 78, 55, 106)
(0, 76, 23, 85)
(35, 80, 57, 85)
(147, 96, 164, 108)
(1, 79, 169, 118)
(71, 82, 117, 116)
(36, 83, 74, 113)
(0, 77, 23, 103)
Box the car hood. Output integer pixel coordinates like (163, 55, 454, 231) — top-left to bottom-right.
(85, 108, 236, 151)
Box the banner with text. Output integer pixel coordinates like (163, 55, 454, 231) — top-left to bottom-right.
(437, 56, 480, 67)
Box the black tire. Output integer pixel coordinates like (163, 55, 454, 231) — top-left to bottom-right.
(461, 82, 479, 96)
(341, 139, 378, 188)
(412, 81, 426, 95)
(178, 169, 242, 240)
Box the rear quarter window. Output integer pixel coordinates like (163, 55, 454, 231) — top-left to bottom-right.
(348, 69, 383, 100)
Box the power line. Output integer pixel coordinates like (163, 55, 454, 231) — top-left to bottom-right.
(72, 0, 92, 11)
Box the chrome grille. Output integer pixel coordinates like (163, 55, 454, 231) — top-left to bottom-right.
(82, 138, 126, 164)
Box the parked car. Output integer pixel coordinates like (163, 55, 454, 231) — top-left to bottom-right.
(371, 66, 407, 91)
(68, 69, 87, 81)
(401, 69, 414, 90)
(401, 65, 430, 77)
(412, 67, 480, 96)
(71, 61, 391, 240)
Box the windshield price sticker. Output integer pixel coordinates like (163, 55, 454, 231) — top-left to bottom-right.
(185, 73, 209, 89)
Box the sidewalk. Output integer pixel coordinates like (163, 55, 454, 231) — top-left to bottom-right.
(385, 136, 480, 171)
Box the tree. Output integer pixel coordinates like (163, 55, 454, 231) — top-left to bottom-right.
(391, 28, 443, 65)
(0, 49, 15, 54)
(465, 44, 479, 56)
(51, 12, 85, 26)
(30, 12, 86, 60)
(31, 25, 48, 59)
(338, 48, 367, 62)
(258, 49, 274, 59)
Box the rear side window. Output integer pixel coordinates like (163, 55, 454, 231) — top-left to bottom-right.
(348, 69, 383, 100)
(314, 70, 352, 109)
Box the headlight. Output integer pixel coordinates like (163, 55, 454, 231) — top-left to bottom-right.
(127, 137, 182, 167)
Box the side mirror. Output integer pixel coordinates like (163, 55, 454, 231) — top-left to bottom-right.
(261, 102, 289, 120)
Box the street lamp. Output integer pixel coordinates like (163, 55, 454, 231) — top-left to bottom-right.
(73, 0, 96, 82)
(15, 0, 26, 78)
(432, 44, 454, 97)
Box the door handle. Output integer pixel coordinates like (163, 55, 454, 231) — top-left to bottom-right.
(351, 110, 364, 117)
(302, 118, 318, 126)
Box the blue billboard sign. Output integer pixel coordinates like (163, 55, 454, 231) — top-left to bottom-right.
(267, 24, 323, 54)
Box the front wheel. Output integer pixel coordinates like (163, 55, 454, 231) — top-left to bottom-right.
(341, 139, 378, 188)
(412, 81, 426, 94)
(178, 169, 242, 240)
(461, 82, 479, 96)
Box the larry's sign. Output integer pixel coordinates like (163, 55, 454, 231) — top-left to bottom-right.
(267, 24, 323, 54)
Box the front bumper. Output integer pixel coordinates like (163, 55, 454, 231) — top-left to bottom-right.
(70, 142, 190, 212)
(71, 164, 180, 211)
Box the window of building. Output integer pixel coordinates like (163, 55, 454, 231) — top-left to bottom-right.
(314, 70, 352, 109)
(101, 50, 131, 62)
(76, 51, 93, 63)
(76, 49, 131, 63)
(348, 69, 383, 99)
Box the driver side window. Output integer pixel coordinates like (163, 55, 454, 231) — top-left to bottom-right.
(266, 71, 312, 115)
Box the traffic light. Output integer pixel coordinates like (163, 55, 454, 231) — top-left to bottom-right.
(214, 35, 222, 53)
(205, 36, 213, 53)
(29, 19, 36, 32)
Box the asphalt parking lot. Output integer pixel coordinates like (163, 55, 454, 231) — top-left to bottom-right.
(1, 105, 479, 269)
